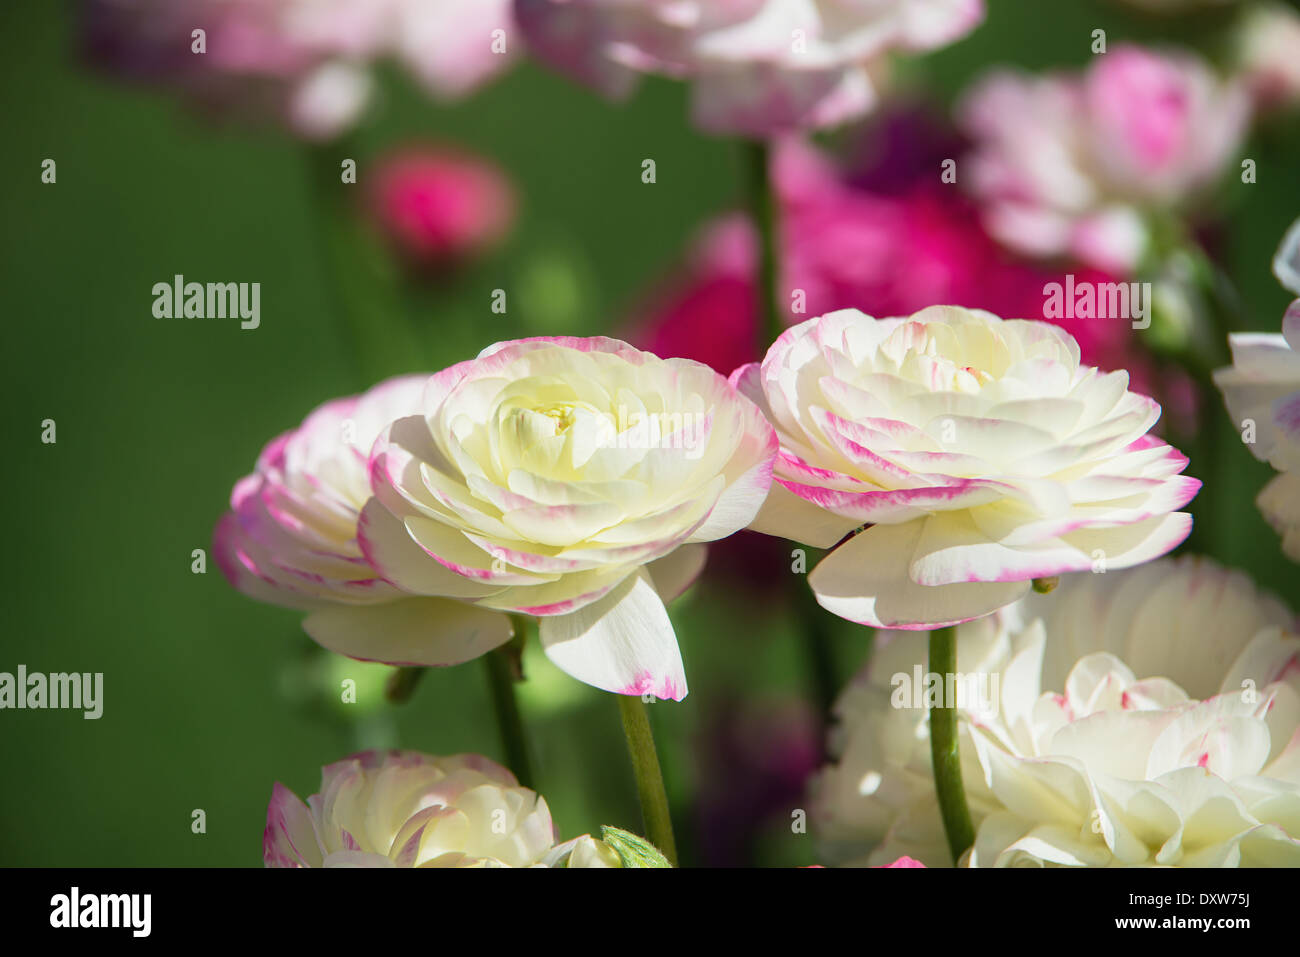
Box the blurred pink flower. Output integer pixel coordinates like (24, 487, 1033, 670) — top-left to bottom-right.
(958, 45, 1250, 274)
(513, 0, 984, 136)
(875, 856, 925, 868)
(80, 0, 517, 139)
(366, 146, 516, 270)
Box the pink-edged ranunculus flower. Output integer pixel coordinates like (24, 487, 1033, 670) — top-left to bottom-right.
(265, 749, 620, 867)
(214, 375, 514, 666)
(735, 307, 1199, 630)
(958, 45, 1249, 274)
(811, 557, 1300, 867)
(514, 0, 985, 136)
(367, 145, 516, 270)
(361, 337, 778, 700)
(80, 0, 516, 139)
(1214, 299, 1300, 561)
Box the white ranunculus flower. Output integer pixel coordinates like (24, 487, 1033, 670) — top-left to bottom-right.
(214, 375, 515, 666)
(1214, 298, 1300, 561)
(734, 307, 1198, 630)
(811, 557, 1300, 867)
(265, 750, 621, 868)
(361, 336, 777, 700)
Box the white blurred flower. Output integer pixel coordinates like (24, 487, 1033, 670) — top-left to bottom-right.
(735, 307, 1198, 630)
(265, 749, 620, 867)
(82, 0, 517, 138)
(1236, 4, 1300, 111)
(514, 0, 984, 136)
(812, 557, 1300, 867)
(1214, 295, 1300, 561)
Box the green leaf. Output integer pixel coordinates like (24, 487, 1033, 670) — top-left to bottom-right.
(599, 826, 673, 868)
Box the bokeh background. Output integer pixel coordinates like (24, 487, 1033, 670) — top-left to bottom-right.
(3, 0, 1297, 866)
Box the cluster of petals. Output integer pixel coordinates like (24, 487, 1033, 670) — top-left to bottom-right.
(360, 337, 776, 700)
(217, 338, 777, 701)
(736, 307, 1198, 630)
(81, 0, 517, 138)
(214, 375, 516, 667)
(514, 0, 985, 136)
(812, 557, 1300, 867)
(265, 750, 618, 867)
(958, 44, 1249, 273)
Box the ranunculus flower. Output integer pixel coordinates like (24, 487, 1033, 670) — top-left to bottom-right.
(513, 0, 985, 136)
(265, 749, 619, 867)
(367, 146, 516, 270)
(811, 557, 1300, 867)
(1213, 299, 1300, 560)
(735, 307, 1199, 629)
(214, 375, 514, 666)
(360, 337, 777, 700)
(80, 0, 516, 139)
(958, 45, 1249, 274)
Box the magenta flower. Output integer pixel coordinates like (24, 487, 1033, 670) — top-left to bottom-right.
(366, 146, 516, 271)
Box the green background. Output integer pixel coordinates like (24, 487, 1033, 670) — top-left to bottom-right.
(2, 0, 1296, 866)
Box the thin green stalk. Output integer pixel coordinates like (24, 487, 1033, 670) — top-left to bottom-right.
(744, 139, 783, 351)
(617, 694, 678, 866)
(484, 617, 534, 789)
(929, 625, 975, 865)
(384, 666, 426, 704)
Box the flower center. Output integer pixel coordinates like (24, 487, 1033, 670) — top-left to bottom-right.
(535, 403, 580, 433)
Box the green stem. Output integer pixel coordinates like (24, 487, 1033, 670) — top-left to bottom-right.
(744, 139, 783, 351)
(384, 666, 426, 704)
(484, 617, 534, 789)
(616, 694, 678, 866)
(928, 625, 975, 865)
